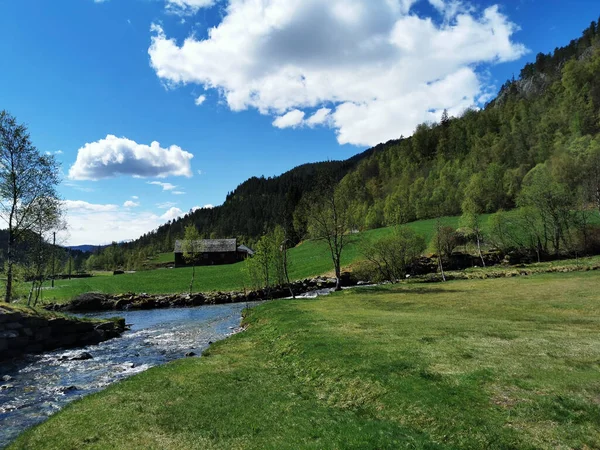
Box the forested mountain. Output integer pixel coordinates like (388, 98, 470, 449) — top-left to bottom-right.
(112, 19, 600, 264)
(337, 19, 600, 230)
(124, 143, 393, 253)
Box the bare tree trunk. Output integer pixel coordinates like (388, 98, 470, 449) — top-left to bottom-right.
(27, 280, 35, 306)
(435, 217, 446, 282)
(5, 233, 14, 303)
(189, 264, 195, 294)
(476, 233, 486, 267)
(282, 241, 295, 298)
(34, 280, 43, 307)
(334, 254, 342, 291)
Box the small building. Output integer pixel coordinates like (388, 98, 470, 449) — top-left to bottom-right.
(174, 239, 254, 267)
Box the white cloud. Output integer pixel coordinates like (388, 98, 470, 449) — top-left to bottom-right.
(195, 95, 207, 105)
(197, 169, 204, 175)
(69, 135, 193, 180)
(166, 0, 215, 15)
(203, 204, 214, 209)
(161, 207, 186, 221)
(172, 191, 186, 195)
(132, 195, 139, 200)
(156, 201, 178, 209)
(273, 109, 305, 129)
(148, 181, 178, 191)
(123, 200, 140, 208)
(61, 200, 205, 245)
(149, 0, 526, 146)
(63, 200, 118, 212)
(306, 107, 332, 127)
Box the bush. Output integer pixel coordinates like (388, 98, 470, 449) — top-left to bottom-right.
(431, 226, 460, 258)
(362, 227, 426, 283)
(351, 260, 381, 283)
(573, 224, 600, 255)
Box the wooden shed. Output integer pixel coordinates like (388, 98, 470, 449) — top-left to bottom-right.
(174, 239, 254, 267)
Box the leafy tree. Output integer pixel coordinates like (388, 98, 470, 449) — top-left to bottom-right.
(517, 164, 575, 256)
(0, 111, 61, 302)
(25, 197, 64, 306)
(244, 226, 294, 296)
(306, 173, 353, 290)
(461, 186, 486, 266)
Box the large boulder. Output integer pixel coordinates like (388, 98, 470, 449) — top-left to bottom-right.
(64, 293, 112, 312)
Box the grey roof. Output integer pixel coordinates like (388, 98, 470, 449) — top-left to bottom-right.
(237, 245, 255, 256)
(174, 239, 237, 254)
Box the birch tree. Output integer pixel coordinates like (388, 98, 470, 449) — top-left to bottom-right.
(0, 111, 61, 302)
(306, 173, 352, 291)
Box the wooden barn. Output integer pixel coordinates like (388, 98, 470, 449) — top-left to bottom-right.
(174, 239, 254, 267)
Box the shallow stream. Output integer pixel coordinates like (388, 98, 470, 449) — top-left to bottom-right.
(0, 302, 255, 448)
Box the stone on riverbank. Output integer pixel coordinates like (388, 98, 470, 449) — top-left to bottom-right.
(45, 274, 359, 313)
(0, 307, 126, 362)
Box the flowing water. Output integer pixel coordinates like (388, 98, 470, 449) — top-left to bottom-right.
(0, 302, 257, 448)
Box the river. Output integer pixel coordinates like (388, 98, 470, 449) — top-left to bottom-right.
(0, 302, 257, 448)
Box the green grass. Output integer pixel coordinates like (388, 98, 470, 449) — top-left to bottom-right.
(34, 216, 461, 303)
(150, 252, 175, 264)
(11, 271, 600, 449)
(23, 211, 599, 303)
(0, 302, 111, 324)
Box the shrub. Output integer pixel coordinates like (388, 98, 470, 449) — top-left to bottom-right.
(431, 226, 460, 258)
(362, 227, 426, 283)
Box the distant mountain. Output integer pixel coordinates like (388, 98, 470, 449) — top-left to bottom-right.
(67, 244, 106, 253)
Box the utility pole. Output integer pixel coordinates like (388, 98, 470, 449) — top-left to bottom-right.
(51, 232, 56, 288)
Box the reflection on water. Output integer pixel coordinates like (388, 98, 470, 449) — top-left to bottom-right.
(0, 302, 255, 448)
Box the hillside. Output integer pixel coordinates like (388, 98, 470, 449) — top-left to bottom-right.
(127, 143, 392, 252)
(83, 20, 600, 272)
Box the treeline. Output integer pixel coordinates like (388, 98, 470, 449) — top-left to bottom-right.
(89, 20, 600, 270)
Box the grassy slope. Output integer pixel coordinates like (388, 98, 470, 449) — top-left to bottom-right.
(36, 216, 461, 303)
(12, 271, 600, 449)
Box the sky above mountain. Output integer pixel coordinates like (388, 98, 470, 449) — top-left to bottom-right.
(0, 0, 597, 245)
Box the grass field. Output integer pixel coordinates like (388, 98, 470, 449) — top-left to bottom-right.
(32, 216, 462, 303)
(11, 271, 600, 449)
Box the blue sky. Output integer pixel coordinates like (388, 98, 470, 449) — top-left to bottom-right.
(0, 0, 597, 245)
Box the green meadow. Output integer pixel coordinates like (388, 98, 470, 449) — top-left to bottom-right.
(25, 212, 600, 304)
(34, 216, 462, 303)
(11, 271, 600, 449)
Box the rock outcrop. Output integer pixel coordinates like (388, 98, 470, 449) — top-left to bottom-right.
(0, 308, 125, 362)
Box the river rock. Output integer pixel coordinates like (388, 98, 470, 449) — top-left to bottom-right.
(1, 375, 12, 382)
(60, 385, 78, 392)
(185, 352, 196, 357)
(71, 352, 93, 361)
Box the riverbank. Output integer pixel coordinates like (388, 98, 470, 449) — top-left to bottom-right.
(0, 305, 125, 362)
(10, 271, 600, 449)
(42, 255, 600, 313)
(42, 275, 353, 312)
(1, 303, 250, 448)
